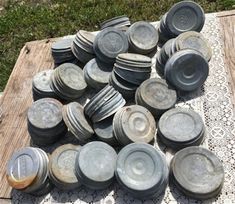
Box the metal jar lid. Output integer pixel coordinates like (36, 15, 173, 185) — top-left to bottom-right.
(49, 144, 81, 190)
(165, 1, 205, 36)
(136, 78, 177, 118)
(158, 107, 205, 149)
(165, 49, 209, 91)
(75, 141, 117, 190)
(170, 146, 224, 199)
(115, 143, 168, 199)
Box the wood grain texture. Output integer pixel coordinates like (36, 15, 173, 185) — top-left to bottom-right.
(218, 14, 235, 107)
(217, 9, 235, 17)
(0, 39, 56, 198)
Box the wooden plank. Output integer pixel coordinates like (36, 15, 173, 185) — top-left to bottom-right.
(217, 9, 235, 17)
(218, 14, 235, 107)
(0, 39, 56, 198)
(0, 198, 11, 204)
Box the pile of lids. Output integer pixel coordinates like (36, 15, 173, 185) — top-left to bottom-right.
(7, 1, 225, 201)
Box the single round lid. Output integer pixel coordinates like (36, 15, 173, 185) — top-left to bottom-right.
(6, 147, 40, 189)
(79, 30, 95, 44)
(166, 1, 205, 36)
(84, 58, 112, 86)
(176, 31, 212, 61)
(165, 49, 209, 91)
(57, 63, 87, 91)
(50, 144, 81, 185)
(27, 98, 63, 129)
(52, 38, 73, 50)
(128, 21, 158, 52)
(33, 69, 54, 92)
(94, 27, 128, 60)
(171, 146, 224, 197)
(117, 53, 152, 64)
(121, 105, 156, 143)
(116, 143, 168, 191)
(93, 116, 113, 140)
(77, 141, 117, 183)
(139, 78, 177, 110)
(158, 108, 204, 143)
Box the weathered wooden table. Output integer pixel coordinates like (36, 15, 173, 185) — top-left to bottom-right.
(0, 10, 234, 204)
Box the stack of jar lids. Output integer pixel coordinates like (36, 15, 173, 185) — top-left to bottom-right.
(127, 21, 158, 54)
(135, 78, 177, 118)
(156, 31, 211, 76)
(165, 49, 209, 91)
(49, 144, 81, 190)
(84, 58, 112, 90)
(84, 85, 126, 123)
(113, 105, 156, 146)
(115, 143, 169, 199)
(72, 30, 95, 64)
(32, 69, 57, 101)
(158, 1, 205, 46)
(27, 98, 67, 146)
(50, 63, 87, 101)
(6, 147, 52, 196)
(110, 53, 151, 99)
(100, 15, 131, 30)
(170, 146, 224, 199)
(158, 108, 205, 150)
(155, 38, 176, 75)
(62, 102, 94, 142)
(75, 141, 117, 190)
(93, 27, 129, 64)
(93, 116, 118, 146)
(51, 38, 76, 66)
(173, 31, 212, 62)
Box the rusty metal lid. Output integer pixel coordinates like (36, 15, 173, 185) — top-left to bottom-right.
(6, 147, 40, 190)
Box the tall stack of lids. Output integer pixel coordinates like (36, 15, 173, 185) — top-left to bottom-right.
(84, 85, 126, 123)
(32, 69, 57, 101)
(50, 63, 87, 101)
(6, 147, 52, 196)
(7, 1, 225, 200)
(51, 38, 76, 66)
(110, 53, 152, 99)
(62, 102, 94, 143)
(72, 30, 95, 64)
(158, 1, 205, 46)
(49, 144, 81, 190)
(100, 15, 131, 30)
(27, 98, 67, 146)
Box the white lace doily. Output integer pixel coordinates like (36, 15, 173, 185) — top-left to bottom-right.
(11, 14, 235, 204)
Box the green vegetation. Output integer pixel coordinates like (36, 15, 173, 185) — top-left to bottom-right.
(0, 0, 234, 91)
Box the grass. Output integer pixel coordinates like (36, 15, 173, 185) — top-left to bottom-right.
(0, 0, 234, 91)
